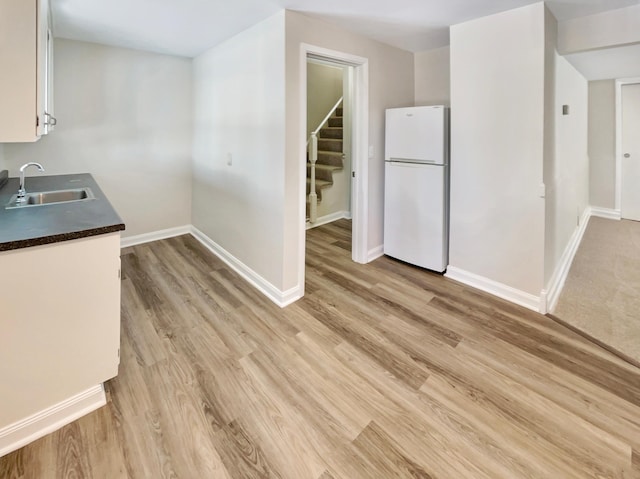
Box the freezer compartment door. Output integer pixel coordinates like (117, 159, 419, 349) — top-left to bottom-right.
(385, 106, 447, 164)
(383, 161, 448, 272)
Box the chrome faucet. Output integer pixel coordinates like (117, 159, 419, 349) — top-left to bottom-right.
(17, 162, 45, 203)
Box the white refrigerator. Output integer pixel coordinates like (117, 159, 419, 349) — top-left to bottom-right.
(383, 106, 449, 272)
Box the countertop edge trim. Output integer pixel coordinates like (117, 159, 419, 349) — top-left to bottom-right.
(0, 223, 126, 252)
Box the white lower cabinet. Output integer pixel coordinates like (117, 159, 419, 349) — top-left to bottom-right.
(0, 233, 121, 450)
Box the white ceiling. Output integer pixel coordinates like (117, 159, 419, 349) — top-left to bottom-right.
(52, 0, 640, 58)
(564, 43, 640, 81)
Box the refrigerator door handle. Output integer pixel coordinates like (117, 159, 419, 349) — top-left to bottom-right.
(387, 162, 434, 169)
(387, 158, 439, 165)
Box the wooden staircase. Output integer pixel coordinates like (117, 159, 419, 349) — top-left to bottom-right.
(307, 105, 344, 215)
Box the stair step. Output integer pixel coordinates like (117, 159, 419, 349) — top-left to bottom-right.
(336, 107, 343, 117)
(319, 127, 343, 139)
(308, 163, 342, 171)
(306, 178, 332, 189)
(316, 151, 344, 167)
(328, 117, 343, 127)
(306, 178, 332, 201)
(307, 163, 342, 182)
(318, 138, 342, 152)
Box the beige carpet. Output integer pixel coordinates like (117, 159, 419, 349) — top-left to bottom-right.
(553, 216, 640, 363)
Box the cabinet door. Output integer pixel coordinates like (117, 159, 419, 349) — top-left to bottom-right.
(0, 233, 122, 428)
(44, 28, 55, 133)
(0, 0, 53, 142)
(0, 0, 38, 142)
(37, 0, 55, 136)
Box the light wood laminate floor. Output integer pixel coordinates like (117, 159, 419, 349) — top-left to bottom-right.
(2, 219, 640, 478)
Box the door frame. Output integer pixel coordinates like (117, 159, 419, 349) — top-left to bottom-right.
(615, 77, 640, 213)
(297, 43, 369, 290)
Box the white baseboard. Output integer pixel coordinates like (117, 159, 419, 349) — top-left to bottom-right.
(367, 245, 384, 262)
(120, 225, 191, 248)
(589, 206, 621, 220)
(306, 210, 352, 230)
(541, 208, 591, 314)
(445, 266, 541, 312)
(190, 226, 302, 308)
(0, 385, 106, 458)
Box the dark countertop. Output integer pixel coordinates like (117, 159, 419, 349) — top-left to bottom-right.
(0, 173, 125, 252)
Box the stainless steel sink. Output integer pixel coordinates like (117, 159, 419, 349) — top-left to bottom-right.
(6, 187, 96, 209)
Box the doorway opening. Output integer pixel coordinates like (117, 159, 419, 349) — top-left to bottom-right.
(550, 77, 640, 366)
(305, 58, 352, 230)
(297, 44, 369, 297)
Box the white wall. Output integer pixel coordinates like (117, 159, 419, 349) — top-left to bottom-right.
(544, 50, 589, 288)
(307, 62, 343, 138)
(192, 12, 286, 291)
(588, 80, 616, 209)
(542, 7, 558, 289)
(414, 46, 450, 106)
(2, 39, 193, 238)
(449, 3, 546, 297)
(285, 11, 415, 289)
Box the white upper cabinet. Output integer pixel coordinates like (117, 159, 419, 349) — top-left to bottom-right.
(0, 0, 55, 142)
